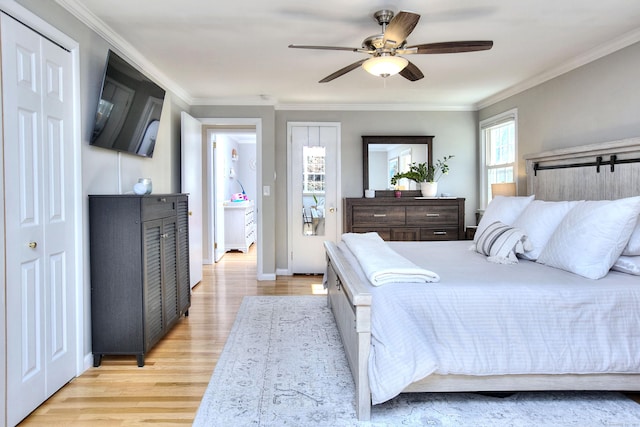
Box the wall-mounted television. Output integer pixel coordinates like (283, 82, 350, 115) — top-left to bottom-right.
(90, 50, 166, 157)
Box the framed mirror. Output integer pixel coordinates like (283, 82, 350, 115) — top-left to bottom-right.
(363, 135, 433, 197)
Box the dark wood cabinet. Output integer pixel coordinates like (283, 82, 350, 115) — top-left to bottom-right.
(89, 194, 191, 367)
(344, 197, 465, 241)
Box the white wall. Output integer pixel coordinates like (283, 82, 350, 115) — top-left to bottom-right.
(368, 151, 388, 190)
(237, 143, 257, 201)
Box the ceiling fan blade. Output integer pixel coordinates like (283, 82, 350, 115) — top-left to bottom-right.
(319, 59, 367, 83)
(399, 61, 424, 81)
(407, 41, 493, 54)
(382, 11, 420, 47)
(288, 44, 364, 53)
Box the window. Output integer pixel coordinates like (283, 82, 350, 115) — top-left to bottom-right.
(302, 145, 325, 193)
(479, 109, 517, 208)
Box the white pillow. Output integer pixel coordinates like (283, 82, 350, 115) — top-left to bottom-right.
(512, 200, 579, 260)
(475, 221, 532, 264)
(611, 255, 640, 275)
(622, 217, 640, 256)
(474, 195, 535, 244)
(537, 196, 640, 279)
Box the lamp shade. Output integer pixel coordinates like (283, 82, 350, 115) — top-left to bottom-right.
(491, 182, 517, 197)
(362, 56, 408, 77)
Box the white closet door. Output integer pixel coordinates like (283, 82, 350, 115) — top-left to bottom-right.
(2, 13, 77, 425)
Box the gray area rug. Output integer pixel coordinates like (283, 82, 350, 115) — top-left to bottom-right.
(194, 296, 640, 426)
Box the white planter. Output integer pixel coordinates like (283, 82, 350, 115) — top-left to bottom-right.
(420, 182, 438, 197)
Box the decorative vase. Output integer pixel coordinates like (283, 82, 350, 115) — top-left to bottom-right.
(420, 182, 438, 197)
(394, 190, 402, 198)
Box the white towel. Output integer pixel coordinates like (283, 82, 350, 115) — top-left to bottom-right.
(342, 232, 440, 286)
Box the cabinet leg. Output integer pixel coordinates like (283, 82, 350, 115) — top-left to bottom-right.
(93, 354, 102, 367)
(184, 309, 189, 317)
(136, 354, 145, 367)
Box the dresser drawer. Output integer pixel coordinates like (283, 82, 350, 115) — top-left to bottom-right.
(142, 196, 177, 220)
(406, 205, 458, 226)
(420, 227, 460, 241)
(352, 206, 405, 226)
(390, 228, 420, 241)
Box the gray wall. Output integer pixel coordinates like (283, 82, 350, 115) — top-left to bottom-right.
(274, 110, 478, 270)
(187, 107, 478, 273)
(479, 41, 640, 193)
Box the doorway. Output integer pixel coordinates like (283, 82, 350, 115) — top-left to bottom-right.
(206, 127, 257, 264)
(198, 118, 262, 277)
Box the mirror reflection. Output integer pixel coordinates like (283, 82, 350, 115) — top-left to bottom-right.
(302, 145, 325, 236)
(367, 144, 430, 191)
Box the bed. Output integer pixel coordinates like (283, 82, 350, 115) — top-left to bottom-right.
(324, 137, 640, 420)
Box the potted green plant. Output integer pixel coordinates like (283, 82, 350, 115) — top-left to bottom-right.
(390, 155, 454, 197)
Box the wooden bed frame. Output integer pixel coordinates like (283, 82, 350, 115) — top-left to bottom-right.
(324, 137, 640, 421)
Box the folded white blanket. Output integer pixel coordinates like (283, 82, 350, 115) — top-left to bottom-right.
(341, 232, 440, 286)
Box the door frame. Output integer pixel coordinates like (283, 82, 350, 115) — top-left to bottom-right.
(286, 122, 342, 274)
(0, 0, 84, 423)
(197, 118, 265, 278)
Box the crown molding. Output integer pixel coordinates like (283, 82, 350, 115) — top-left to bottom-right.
(55, 0, 193, 104)
(476, 27, 640, 110)
(274, 103, 475, 112)
(191, 95, 278, 106)
(191, 97, 474, 111)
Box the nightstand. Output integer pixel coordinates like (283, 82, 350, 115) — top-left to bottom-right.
(465, 226, 477, 240)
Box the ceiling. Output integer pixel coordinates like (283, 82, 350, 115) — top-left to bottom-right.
(57, 0, 640, 110)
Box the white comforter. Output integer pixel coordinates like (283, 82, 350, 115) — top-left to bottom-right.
(338, 240, 640, 405)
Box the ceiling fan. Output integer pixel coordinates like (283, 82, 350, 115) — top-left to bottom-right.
(289, 9, 493, 83)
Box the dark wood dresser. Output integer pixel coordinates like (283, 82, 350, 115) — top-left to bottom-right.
(344, 197, 465, 241)
(89, 194, 191, 367)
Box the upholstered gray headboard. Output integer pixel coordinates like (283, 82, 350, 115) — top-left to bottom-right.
(525, 137, 640, 201)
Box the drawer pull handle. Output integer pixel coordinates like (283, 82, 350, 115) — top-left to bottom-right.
(426, 213, 440, 217)
(433, 231, 447, 235)
(159, 198, 167, 203)
(372, 214, 387, 217)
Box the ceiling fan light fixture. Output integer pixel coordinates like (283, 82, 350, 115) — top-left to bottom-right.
(362, 55, 408, 78)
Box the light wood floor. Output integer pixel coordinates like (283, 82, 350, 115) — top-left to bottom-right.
(19, 246, 320, 426)
(18, 245, 640, 425)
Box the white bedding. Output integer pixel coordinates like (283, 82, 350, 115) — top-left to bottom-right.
(337, 240, 640, 405)
(342, 232, 440, 285)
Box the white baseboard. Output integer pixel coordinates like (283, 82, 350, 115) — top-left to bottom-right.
(275, 268, 292, 276)
(83, 352, 94, 372)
